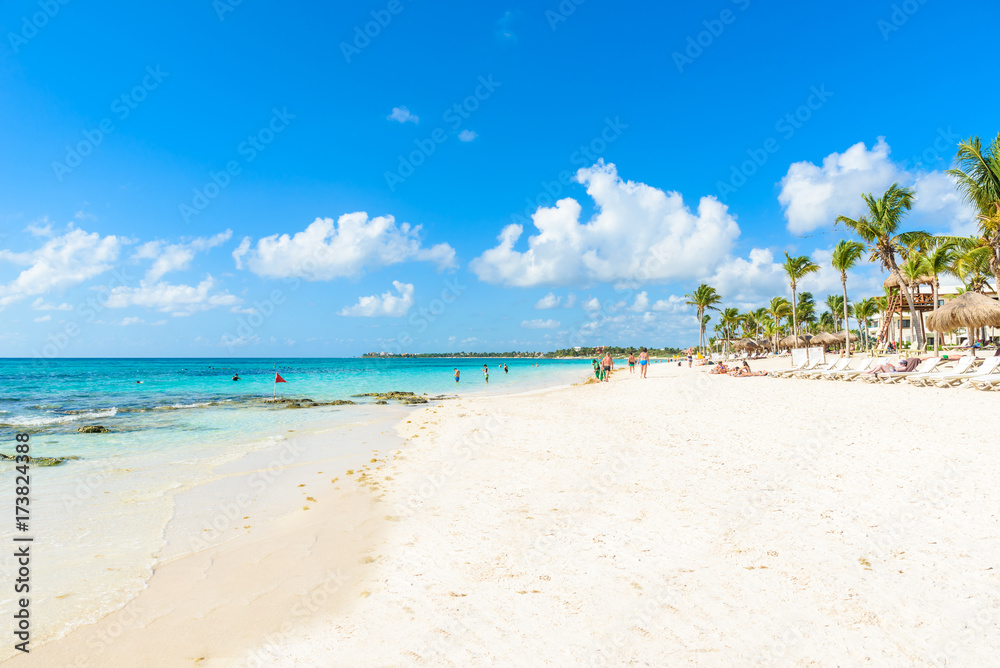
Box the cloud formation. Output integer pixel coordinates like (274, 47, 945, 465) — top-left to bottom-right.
(387, 106, 418, 124)
(470, 162, 740, 287)
(132, 230, 232, 282)
(778, 138, 975, 235)
(521, 318, 560, 329)
(104, 276, 240, 316)
(0, 227, 123, 308)
(233, 214, 456, 280)
(339, 281, 415, 317)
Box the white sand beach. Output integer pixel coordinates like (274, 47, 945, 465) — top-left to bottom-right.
(15, 358, 1000, 666)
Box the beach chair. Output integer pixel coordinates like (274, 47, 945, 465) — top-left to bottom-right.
(770, 359, 809, 378)
(798, 357, 850, 379)
(878, 357, 943, 384)
(836, 357, 886, 381)
(933, 356, 1000, 388)
(968, 360, 1000, 391)
(815, 357, 859, 379)
(906, 356, 976, 387)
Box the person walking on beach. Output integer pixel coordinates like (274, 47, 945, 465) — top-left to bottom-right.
(687, 352, 693, 368)
(639, 347, 649, 378)
(454, 368, 460, 383)
(602, 351, 613, 382)
(628, 352, 636, 374)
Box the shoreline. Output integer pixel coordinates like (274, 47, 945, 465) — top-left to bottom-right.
(16, 358, 1000, 664)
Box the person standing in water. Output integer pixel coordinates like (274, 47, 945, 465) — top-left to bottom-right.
(483, 364, 489, 383)
(639, 347, 649, 378)
(454, 368, 460, 383)
(503, 364, 509, 374)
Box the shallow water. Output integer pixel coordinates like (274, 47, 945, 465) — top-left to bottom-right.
(0, 357, 590, 651)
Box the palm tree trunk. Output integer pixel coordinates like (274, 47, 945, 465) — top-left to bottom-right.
(892, 270, 925, 348)
(791, 283, 799, 338)
(841, 276, 851, 355)
(932, 280, 940, 354)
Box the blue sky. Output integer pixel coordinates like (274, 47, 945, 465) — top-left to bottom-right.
(1, 0, 997, 357)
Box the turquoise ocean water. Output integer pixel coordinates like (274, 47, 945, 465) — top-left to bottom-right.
(0, 357, 591, 652)
(0, 357, 591, 461)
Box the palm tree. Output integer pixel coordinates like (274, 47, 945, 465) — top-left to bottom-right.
(911, 243, 956, 353)
(782, 253, 820, 338)
(948, 135, 1000, 300)
(836, 184, 928, 348)
(824, 294, 845, 332)
(796, 292, 817, 333)
(720, 307, 741, 353)
(684, 284, 722, 355)
(767, 296, 792, 349)
(831, 239, 866, 354)
(853, 297, 879, 350)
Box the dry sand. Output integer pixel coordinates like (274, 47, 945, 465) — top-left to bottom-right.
(16, 357, 1000, 666)
(261, 357, 1000, 666)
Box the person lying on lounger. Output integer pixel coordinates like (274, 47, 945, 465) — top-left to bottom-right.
(863, 357, 921, 378)
(731, 361, 768, 377)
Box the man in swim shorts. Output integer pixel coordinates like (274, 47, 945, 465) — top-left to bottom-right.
(602, 351, 613, 382)
(628, 352, 636, 373)
(454, 368, 460, 383)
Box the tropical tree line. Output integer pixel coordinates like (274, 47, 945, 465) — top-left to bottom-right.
(683, 134, 1000, 354)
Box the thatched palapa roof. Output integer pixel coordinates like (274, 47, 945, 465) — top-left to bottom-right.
(884, 273, 935, 289)
(925, 291, 1000, 332)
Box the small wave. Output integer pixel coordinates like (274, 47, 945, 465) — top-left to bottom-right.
(0, 407, 118, 427)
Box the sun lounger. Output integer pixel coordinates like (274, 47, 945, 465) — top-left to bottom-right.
(770, 359, 809, 378)
(836, 358, 886, 380)
(933, 356, 1000, 388)
(878, 357, 943, 384)
(968, 361, 1000, 390)
(815, 357, 859, 379)
(906, 356, 976, 387)
(799, 357, 850, 379)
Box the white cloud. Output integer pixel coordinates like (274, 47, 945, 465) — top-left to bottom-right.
(339, 281, 415, 317)
(104, 276, 240, 316)
(629, 291, 650, 312)
(458, 130, 478, 142)
(31, 298, 73, 311)
(563, 293, 577, 308)
(25, 219, 54, 237)
(521, 318, 560, 329)
(233, 214, 456, 280)
(778, 138, 976, 235)
(651, 295, 689, 314)
(74, 210, 98, 222)
(387, 106, 418, 124)
(33, 315, 51, 322)
(470, 162, 740, 287)
(0, 227, 123, 308)
(535, 292, 561, 309)
(133, 230, 232, 282)
(119, 317, 144, 326)
(583, 297, 601, 313)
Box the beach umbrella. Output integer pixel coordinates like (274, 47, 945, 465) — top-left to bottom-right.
(925, 291, 1000, 332)
(810, 332, 840, 346)
(732, 338, 759, 351)
(836, 331, 860, 343)
(778, 335, 809, 348)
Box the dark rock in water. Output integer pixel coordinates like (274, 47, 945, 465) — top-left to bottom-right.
(328, 400, 355, 406)
(0, 453, 81, 467)
(266, 397, 355, 409)
(77, 425, 110, 433)
(375, 400, 388, 405)
(400, 396, 428, 404)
